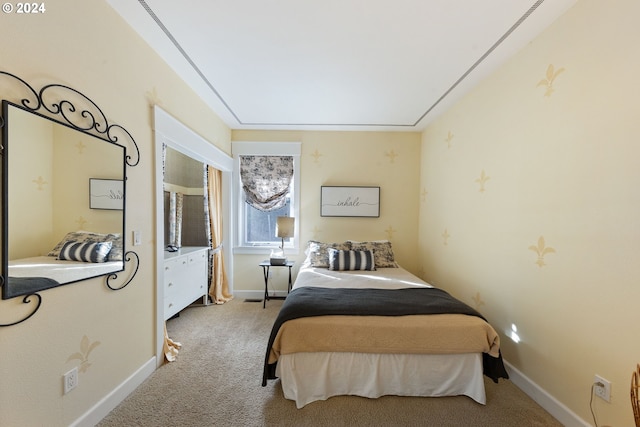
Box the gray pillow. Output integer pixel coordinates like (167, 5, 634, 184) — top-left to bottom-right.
(57, 241, 113, 263)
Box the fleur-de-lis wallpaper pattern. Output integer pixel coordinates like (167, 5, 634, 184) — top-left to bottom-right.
(310, 148, 323, 164)
(145, 86, 163, 107)
(32, 176, 47, 190)
(528, 236, 556, 267)
(419, 60, 571, 294)
(441, 229, 450, 245)
(385, 149, 399, 163)
(475, 170, 490, 193)
(75, 139, 87, 154)
(420, 60, 565, 290)
(384, 225, 397, 240)
(536, 64, 565, 97)
(76, 216, 88, 230)
(66, 335, 101, 373)
(445, 130, 454, 148)
(414, 5, 640, 418)
(472, 292, 485, 309)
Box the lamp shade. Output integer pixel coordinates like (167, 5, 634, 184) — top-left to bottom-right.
(276, 216, 295, 238)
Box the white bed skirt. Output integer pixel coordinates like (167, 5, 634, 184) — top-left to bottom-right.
(275, 352, 486, 409)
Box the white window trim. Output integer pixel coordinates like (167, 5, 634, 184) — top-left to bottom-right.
(232, 141, 301, 255)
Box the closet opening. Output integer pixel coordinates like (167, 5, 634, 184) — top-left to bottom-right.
(153, 106, 233, 367)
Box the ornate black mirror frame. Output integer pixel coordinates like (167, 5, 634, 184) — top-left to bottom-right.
(0, 71, 140, 327)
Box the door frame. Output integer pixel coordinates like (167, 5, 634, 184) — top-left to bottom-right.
(153, 106, 233, 367)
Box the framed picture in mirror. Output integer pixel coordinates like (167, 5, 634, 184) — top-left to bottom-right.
(90, 178, 124, 210)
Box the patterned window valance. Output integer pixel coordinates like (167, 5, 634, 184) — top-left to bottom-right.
(240, 155, 293, 212)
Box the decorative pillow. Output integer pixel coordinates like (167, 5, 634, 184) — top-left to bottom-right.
(57, 241, 113, 263)
(349, 240, 398, 268)
(49, 231, 122, 261)
(328, 249, 376, 271)
(305, 240, 352, 268)
(107, 235, 124, 262)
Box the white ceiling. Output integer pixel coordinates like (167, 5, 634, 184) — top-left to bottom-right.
(107, 0, 577, 132)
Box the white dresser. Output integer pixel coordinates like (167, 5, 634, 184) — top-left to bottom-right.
(163, 246, 209, 320)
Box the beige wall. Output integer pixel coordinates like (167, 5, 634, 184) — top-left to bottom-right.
(0, 1, 230, 426)
(231, 130, 422, 291)
(7, 105, 55, 258)
(52, 124, 124, 238)
(419, 0, 640, 425)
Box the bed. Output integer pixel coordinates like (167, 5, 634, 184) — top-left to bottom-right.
(5, 230, 124, 298)
(6, 256, 123, 298)
(262, 240, 508, 408)
(9, 256, 123, 282)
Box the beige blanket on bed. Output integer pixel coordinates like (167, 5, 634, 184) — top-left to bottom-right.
(268, 313, 501, 364)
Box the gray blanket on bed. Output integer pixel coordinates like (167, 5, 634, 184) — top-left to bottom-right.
(4, 276, 60, 299)
(262, 286, 509, 385)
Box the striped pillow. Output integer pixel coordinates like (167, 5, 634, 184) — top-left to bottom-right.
(328, 249, 376, 271)
(57, 241, 113, 263)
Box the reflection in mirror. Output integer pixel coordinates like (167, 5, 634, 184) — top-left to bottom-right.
(163, 146, 208, 249)
(2, 102, 125, 299)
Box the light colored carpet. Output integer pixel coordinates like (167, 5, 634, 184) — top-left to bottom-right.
(98, 298, 562, 426)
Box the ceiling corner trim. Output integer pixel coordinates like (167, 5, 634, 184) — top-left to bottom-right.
(137, 0, 241, 124)
(413, 0, 546, 127)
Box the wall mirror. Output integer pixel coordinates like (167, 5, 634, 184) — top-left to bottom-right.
(2, 102, 125, 298)
(0, 71, 139, 325)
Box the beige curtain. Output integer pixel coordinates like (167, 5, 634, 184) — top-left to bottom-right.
(167, 191, 183, 248)
(207, 166, 232, 304)
(163, 323, 181, 362)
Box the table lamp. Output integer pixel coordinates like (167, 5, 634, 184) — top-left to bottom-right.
(272, 216, 294, 265)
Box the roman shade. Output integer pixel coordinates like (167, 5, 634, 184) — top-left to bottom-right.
(240, 155, 293, 212)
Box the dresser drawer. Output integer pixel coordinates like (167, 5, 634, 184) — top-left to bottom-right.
(165, 255, 188, 275)
(164, 255, 186, 295)
(163, 247, 209, 320)
(188, 250, 207, 265)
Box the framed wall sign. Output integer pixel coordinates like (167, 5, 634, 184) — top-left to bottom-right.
(321, 186, 380, 217)
(90, 178, 124, 210)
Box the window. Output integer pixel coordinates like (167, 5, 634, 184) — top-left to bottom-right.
(232, 142, 300, 253)
(245, 196, 291, 244)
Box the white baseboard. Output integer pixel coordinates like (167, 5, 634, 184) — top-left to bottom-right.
(504, 359, 590, 427)
(70, 356, 157, 427)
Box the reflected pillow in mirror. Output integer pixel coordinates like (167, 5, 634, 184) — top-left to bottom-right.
(57, 241, 113, 263)
(48, 231, 121, 260)
(106, 235, 123, 261)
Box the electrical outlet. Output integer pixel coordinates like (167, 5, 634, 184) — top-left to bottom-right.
(63, 367, 78, 394)
(594, 374, 611, 402)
